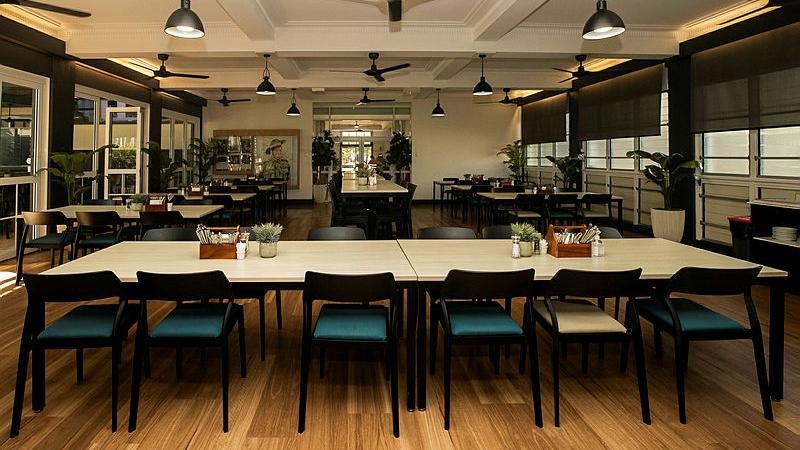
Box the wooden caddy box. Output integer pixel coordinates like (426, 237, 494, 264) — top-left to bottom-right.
(199, 227, 240, 260)
(545, 225, 592, 258)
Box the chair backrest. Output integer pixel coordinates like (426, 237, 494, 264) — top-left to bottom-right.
(235, 185, 259, 193)
(455, 180, 474, 186)
(494, 186, 524, 193)
(75, 210, 122, 227)
(139, 211, 184, 227)
(546, 268, 643, 299)
(208, 185, 231, 193)
(24, 271, 122, 304)
(482, 225, 512, 239)
(142, 228, 199, 241)
(402, 183, 417, 212)
(440, 269, 535, 300)
(667, 267, 761, 297)
(470, 185, 492, 193)
(308, 227, 367, 241)
(443, 177, 459, 182)
(418, 227, 476, 240)
(596, 226, 622, 239)
(303, 271, 396, 305)
(582, 193, 612, 205)
(22, 211, 69, 227)
(136, 270, 233, 302)
(550, 194, 579, 207)
(177, 198, 213, 206)
(82, 199, 117, 206)
(210, 195, 234, 208)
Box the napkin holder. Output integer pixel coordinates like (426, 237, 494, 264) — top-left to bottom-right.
(545, 225, 592, 258)
(187, 185, 206, 197)
(199, 227, 240, 259)
(144, 194, 167, 212)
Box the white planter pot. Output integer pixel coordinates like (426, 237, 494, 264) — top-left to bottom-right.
(130, 203, 143, 212)
(312, 184, 330, 204)
(259, 241, 278, 258)
(357, 177, 368, 186)
(519, 241, 533, 257)
(650, 209, 685, 242)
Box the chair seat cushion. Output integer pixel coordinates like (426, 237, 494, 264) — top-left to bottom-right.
(446, 301, 523, 337)
(29, 232, 74, 247)
(81, 234, 118, 247)
(150, 304, 231, 339)
(548, 209, 577, 218)
(533, 300, 626, 334)
(582, 211, 611, 218)
(633, 298, 745, 333)
(37, 304, 138, 341)
(509, 210, 542, 219)
(314, 304, 387, 341)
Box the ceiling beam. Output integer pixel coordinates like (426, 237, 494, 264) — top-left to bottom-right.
(269, 57, 302, 80)
(432, 58, 472, 80)
(473, 0, 550, 41)
(215, 0, 275, 41)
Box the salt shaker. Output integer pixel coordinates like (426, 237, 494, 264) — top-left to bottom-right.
(538, 239, 549, 255)
(511, 235, 521, 259)
(236, 242, 247, 260)
(591, 236, 605, 257)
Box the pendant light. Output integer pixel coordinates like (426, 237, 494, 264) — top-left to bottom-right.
(431, 89, 445, 117)
(582, 0, 626, 40)
(164, 0, 205, 39)
(286, 89, 301, 117)
(472, 54, 493, 96)
(256, 55, 277, 96)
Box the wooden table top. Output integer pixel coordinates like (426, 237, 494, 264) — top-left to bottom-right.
(397, 238, 786, 282)
(341, 179, 408, 195)
(433, 180, 457, 185)
(42, 204, 223, 220)
(230, 185, 275, 192)
(44, 240, 418, 283)
(477, 191, 624, 201)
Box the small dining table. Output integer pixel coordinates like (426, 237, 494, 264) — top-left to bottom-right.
(340, 179, 408, 238)
(43, 204, 223, 221)
(432, 180, 456, 207)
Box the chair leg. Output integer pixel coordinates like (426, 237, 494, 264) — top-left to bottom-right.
(76, 348, 84, 382)
(598, 298, 606, 360)
(429, 301, 438, 375)
(238, 310, 247, 378)
(390, 340, 400, 438)
(751, 334, 773, 420)
(298, 337, 311, 433)
(620, 307, 632, 373)
(58, 248, 65, 266)
(443, 337, 452, 430)
(275, 290, 283, 330)
(10, 329, 31, 437)
(397, 294, 405, 338)
(15, 236, 26, 286)
(552, 335, 561, 427)
(674, 338, 687, 424)
(128, 333, 144, 432)
(32, 348, 45, 412)
(630, 306, 651, 424)
(504, 298, 512, 359)
(258, 297, 266, 361)
(221, 338, 230, 432)
(49, 249, 55, 268)
(111, 344, 120, 432)
(527, 332, 543, 428)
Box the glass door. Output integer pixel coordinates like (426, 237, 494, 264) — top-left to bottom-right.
(104, 106, 142, 198)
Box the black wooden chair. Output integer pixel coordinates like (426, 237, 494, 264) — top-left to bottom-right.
(176, 198, 213, 206)
(507, 193, 547, 231)
(72, 211, 126, 260)
(82, 199, 118, 205)
(210, 195, 236, 226)
(298, 272, 400, 437)
(546, 194, 580, 225)
(138, 211, 184, 239)
(308, 226, 367, 240)
(10, 271, 139, 437)
(430, 269, 542, 430)
(129, 271, 246, 432)
(580, 193, 614, 226)
(532, 268, 650, 426)
(16, 211, 74, 285)
(481, 225, 512, 239)
(598, 226, 623, 239)
(141, 228, 198, 241)
(375, 183, 417, 239)
(418, 227, 476, 240)
(631, 267, 772, 423)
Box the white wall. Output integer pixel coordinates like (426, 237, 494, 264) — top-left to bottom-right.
(203, 91, 520, 200)
(203, 92, 313, 200)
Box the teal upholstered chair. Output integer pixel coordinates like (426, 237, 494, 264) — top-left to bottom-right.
(631, 266, 772, 424)
(129, 271, 246, 433)
(10, 271, 138, 437)
(298, 271, 400, 438)
(16, 211, 75, 285)
(72, 211, 126, 259)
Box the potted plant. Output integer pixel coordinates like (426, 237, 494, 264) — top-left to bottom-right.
(188, 138, 220, 185)
(355, 163, 370, 185)
(251, 222, 283, 258)
(41, 145, 115, 205)
(627, 150, 701, 242)
(511, 222, 542, 257)
(312, 131, 337, 203)
(387, 132, 412, 183)
(463, 173, 471, 180)
(546, 153, 584, 191)
(142, 141, 187, 191)
(128, 193, 148, 211)
(497, 140, 526, 183)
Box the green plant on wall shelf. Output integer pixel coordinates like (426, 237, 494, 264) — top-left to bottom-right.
(626, 150, 701, 210)
(546, 153, 584, 191)
(497, 140, 525, 181)
(41, 145, 115, 205)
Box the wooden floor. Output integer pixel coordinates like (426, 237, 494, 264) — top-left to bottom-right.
(0, 203, 798, 449)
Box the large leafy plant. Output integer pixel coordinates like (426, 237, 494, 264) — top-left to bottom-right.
(141, 141, 186, 190)
(497, 140, 525, 181)
(627, 150, 701, 210)
(546, 153, 584, 190)
(188, 138, 221, 185)
(387, 132, 412, 170)
(312, 130, 337, 184)
(43, 145, 114, 205)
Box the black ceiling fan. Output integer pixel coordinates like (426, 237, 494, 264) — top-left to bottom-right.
(217, 88, 250, 107)
(476, 88, 524, 106)
(0, 0, 90, 17)
(552, 54, 624, 83)
(356, 88, 395, 106)
(333, 53, 410, 83)
(719, 0, 800, 25)
(129, 54, 210, 80)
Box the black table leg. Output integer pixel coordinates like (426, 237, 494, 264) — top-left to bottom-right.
(406, 284, 417, 411)
(416, 284, 427, 411)
(616, 199, 624, 236)
(769, 280, 785, 400)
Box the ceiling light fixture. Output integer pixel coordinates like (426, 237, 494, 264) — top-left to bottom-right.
(256, 55, 277, 95)
(582, 0, 626, 40)
(431, 89, 445, 117)
(473, 54, 493, 96)
(287, 89, 300, 117)
(164, 0, 205, 39)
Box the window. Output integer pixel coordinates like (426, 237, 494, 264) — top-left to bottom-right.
(759, 127, 800, 177)
(702, 130, 750, 175)
(610, 138, 635, 170)
(0, 82, 35, 177)
(640, 93, 670, 168)
(585, 140, 607, 169)
(525, 144, 538, 167)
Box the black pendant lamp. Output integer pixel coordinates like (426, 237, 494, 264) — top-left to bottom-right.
(256, 55, 277, 96)
(287, 89, 300, 117)
(164, 0, 205, 39)
(431, 89, 445, 117)
(473, 54, 493, 96)
(582, 0, 626, 40)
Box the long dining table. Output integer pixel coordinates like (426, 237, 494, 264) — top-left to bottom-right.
(42, 237, 788, 412)
(42, 204, 223, 221)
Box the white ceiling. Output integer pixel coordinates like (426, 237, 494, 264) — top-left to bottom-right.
(0, 0, 761, 100)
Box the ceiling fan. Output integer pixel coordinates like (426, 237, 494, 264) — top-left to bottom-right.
(0, 0, 90, 17)
(552, 54, 624, 83)
(332, 53, 410, 83)
(355, 88, 395, 106)
(477, 88, 524, 106)
(128, 54, 210, 80)
(719, 0, 800, 25)
(217, 88, 250, 107)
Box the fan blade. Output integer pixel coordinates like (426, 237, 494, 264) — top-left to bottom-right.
(227, 99, 251, 103)
(125, 60, 157, 72)
(167, 72, 210, 79)
(559, 76, 575, 83)
(367, 99, 395, 103)
(373, 74, 386, 82)
(330, 69, 366, 73)
(552, 67, 574, 74)
(376, 63, 411, 74)
(17, 0, 91, 17)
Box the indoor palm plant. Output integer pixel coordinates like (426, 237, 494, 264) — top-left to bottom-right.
(43, 145, 115, 205)
(142, 141, 186, 191)
(627, 150, 701, 242)
(546, 153, 583, 191)
(251, 222, 283, 258)
(188, 138, 220, 185)
(497, 140, 525, 182)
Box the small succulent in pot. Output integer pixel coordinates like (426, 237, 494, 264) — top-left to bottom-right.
(128, 193, 148, 211)
(511, 222, 541, 257)
(251, 222, 283, 258)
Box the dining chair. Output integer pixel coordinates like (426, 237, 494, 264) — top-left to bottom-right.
(430, 269, 542, 430)
(16, 211, 74, 285)
(418, 227, 476, 240)
(546, 194, 580, 225)
(176, 198, 213, 206)
(481, 225, 512, 239)
(328, 179, 369, 232)
(532, 268, 650, 426)
(138, 211, 184, 239)
(598, 226, 623, 239)
(298, 271, 400, 437)
(210, 195, 237, 226)
(82, 199, 118, 205)
(10, 271, 139, 437)
(580, 193, 614, 226)
(375, 183, 417, 239)
(507, 193, 546, 230)
(72, 211, 126, 260)
(631, 267, 771, 424)
(130, 271, 246, 433)
(308, 226, 367, 240)
(141, 228, 198, 241)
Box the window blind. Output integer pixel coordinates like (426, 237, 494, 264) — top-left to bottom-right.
(521, 93, 567, 145)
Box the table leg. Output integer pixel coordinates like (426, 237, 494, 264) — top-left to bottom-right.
(432, 182, 437, 209)
(416, 284, 427, 411)
(616, 199, 624, 237)
(406, 284, 417, 411)
(769, 281, 785, 400)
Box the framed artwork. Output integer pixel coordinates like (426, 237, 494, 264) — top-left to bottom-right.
(212, 129, 300, 189)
